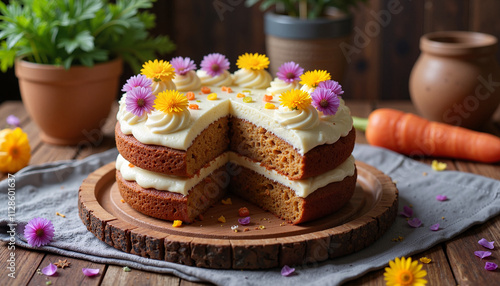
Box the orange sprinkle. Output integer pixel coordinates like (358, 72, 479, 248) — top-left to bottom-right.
(198, 92, 202, 95)
(201, 86, 211, 94)
(237, 93, 245, 98)
(263, 94, 273, 102)
(56, 212, 66, 218)
(120, 199, 125, 203)
(128, 163, 134, 168)
(226, 87, 233, 93)
(207, 93, 217, 100)
(264, 103, 275, 109)
(186, 91, 195, 100)
(221, 86, 228, 92)
(172, 220, 182, 227)
(218, 215, 226, 223)
(188, 104, 199, 110)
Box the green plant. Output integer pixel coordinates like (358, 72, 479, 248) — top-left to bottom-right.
(246, 0, 367, 19)
(0, 0, 175, 72)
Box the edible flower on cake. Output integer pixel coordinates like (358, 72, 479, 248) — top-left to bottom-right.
(300, 70, 331, 94)
(171, 56, 201, 91)
(267, 61, 303, 95)
(311, 88, 340, 116)
(146, 90, 191, 134)
(197, 53, 233, 86)
(233, 53, 272, 89)
(141, 59, 176, 94)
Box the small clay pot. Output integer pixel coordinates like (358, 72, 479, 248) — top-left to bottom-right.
(409, 31, 500, 129)
(15, 58, 123, 145)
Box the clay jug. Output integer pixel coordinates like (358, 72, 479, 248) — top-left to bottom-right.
(409, 31, 500, 129)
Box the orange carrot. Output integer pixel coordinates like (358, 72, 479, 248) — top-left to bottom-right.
(352, 108, 500, 163)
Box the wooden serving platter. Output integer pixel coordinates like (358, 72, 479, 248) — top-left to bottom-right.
(78, 161, 398, 269)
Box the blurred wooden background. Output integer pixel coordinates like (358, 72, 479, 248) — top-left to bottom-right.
(2, 0, 500, 103)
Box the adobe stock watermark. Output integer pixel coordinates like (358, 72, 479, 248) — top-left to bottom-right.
(213, 0, 244, 21)
(340, 0, 410, 63)
(6, 174, 17, 279)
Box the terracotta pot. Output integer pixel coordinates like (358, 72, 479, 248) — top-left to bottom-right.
(15, 58, 123, 145)
(409, 31, 500, 129)
(264, 11, 352, 82)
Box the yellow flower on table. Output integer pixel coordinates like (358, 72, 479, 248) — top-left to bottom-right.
(0, 128, 31, 173)
(384, 256, 427, 286)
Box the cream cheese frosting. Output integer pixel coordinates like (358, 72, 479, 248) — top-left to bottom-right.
(232, 69, 272, 89)
(266, 78, 300, 95)
(173, 70, 201, 91)
(118, 85, 353, 154)
(145, 109, 191, 134)
(274, 104, 320, 130)
(197, 70, 233, 86)
(151, 80, 176, 95)
(116, 152, 355, 198)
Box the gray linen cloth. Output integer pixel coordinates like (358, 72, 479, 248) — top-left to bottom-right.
(1, 144, 499, 285)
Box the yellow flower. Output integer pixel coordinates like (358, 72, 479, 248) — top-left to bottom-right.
(154, 90, 189, 113)
(141, 59, 175, 82)
(279, 89, 312, 110)
(236, 53, 269, 70)
(431, 160, 447, 171)
(419, 257, 431, 264)
(172, 220, 182, 227)
(0, 128, 31, 173)
(384, 257, 427, 286)
(299, 70, 331, 88)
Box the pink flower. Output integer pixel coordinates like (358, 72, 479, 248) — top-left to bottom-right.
(408, 218, 422, 228)
(171, 56, 197, 76)
(311, 88, 340, 116)
(485, 262, 498, 271)
(125, 87, 155, 117)
(474, 251, 492, 259)
(429, 223, 440, 231)
(82, 268, 100, 277)
(281, 265, 295, 276)
(276, 61, 303, 83)
(436, 195, 447, 201)
(399, 206, 413, 218)
(42, 263, 57, 276)
(317, 80, 344, 95)
(24, 217, 55, 247)
(200, 53, 230, 77)
(122, 74, 152, 92)
(238, 216, 251, 226)
(478, 238, 495, 249)
(6, 115, 20, 127)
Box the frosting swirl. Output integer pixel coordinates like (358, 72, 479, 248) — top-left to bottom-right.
(151, 80, 176, 95)
(197, 70, 233, 86)
(266, 78, 300, 95)
(274, 105, 320, 130)
(173, 70, 202, 91)
(116, 93, 147, 125)
(145, 109, 191, 134)
(300, 84, 315, 94)
(233, 69, 272, 89)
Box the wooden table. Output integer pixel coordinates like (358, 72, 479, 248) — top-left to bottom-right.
(1, 100, 499, 285)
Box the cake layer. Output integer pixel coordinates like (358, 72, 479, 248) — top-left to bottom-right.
(116, 117, 229, 177)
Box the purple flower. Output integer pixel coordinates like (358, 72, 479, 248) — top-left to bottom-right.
(6, 115, 20, 127)
(281, 265, 295, 276)
(408, 218, 422, 228)
(238, 216, 251, 226)
(311, 88, 340, 116)
(478, 238, 495, 249)
(200, 53, 230, 77)
(171, 56, 197, 76)
(122, 74, 152, 92)
(429, 223, 440, 231)
(276, 61, 303, 83)
(399, 206, 413, 218)
(82, 268, 100, 277)
(474, 251, 492, 259)
(436, 195, 448, 201)
(24, 217, 55, 247)
(485, 262, 498, 271)
(125, 87, 155, 117)
(317, 80, 344, 96)
(42, 263, 57, 276)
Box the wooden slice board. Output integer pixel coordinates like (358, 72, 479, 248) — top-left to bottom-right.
(78, 161, 398, 269)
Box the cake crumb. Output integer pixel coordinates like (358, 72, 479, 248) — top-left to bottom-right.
(221, 198, 232, 205)
(218, 215, 226, 223)
(244, 228, 250, 232)
(264, 189, 270, 196)
(422, 172, 427, 176)
(172, 220, 182, 227)
(442, 217, 445, 220)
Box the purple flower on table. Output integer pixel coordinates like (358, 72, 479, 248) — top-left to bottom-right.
(474, 251, 492, 259)
(82, 268, 100, 277)
(276, 61, 303, 83)
(42, 263, 57, 276)
(200, 53, 230, 77)
(429, 223, 440, 231)
(478, 238, 495, 249)
(24, 217, 55, 247)
(6, 115, 20, 127)
(311, 88, 340, 116)
(436, 195, 448, 201)
(485, 262, 498, 271)
(238, 216, 251, 226)
(317, 80, 344, 96)
(171, 56, 197, 76)
(408, 218, 422, 228)
(399, 205, 413, 218)
(281, 265, 295, 276)
(125, 87, 155, 117)
(121, 74, 152, 92)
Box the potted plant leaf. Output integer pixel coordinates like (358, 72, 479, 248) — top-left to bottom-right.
(246, 0, 366, 81)
(0, 0, 175, 145)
